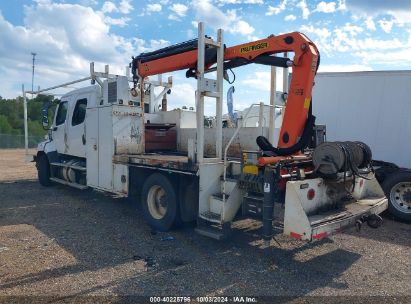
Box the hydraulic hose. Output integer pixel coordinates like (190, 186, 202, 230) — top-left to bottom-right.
(257, 112, 316, 157)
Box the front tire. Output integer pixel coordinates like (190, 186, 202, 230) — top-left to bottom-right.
(141, 173, 178, 231)
(37, 154, 52, 187)
(382, 171, 411, 222)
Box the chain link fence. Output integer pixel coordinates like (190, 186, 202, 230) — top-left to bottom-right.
(0, 134, 45, 149)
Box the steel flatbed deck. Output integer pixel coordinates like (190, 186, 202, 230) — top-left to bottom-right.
(113, 153, 198, 173)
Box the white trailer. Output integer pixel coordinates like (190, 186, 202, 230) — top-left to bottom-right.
(313, 70, 411, 221)
(28, 23, 388, 243)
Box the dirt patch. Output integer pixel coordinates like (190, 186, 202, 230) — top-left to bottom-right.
(0, 149, 37, 182)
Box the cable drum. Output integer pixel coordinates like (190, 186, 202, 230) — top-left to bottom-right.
(342, 141, 363, 169)
(355, 141, 372, 167)
(312, 141, 373, 176)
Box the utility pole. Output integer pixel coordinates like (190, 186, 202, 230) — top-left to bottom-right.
(31, 52, 36, 98)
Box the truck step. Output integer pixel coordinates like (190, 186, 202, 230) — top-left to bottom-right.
(211, 193, 230, 201)
(50, 177, 88, 190)
(195, 217, 231, 240)
(195, 226, 227, 240)
(50, 162, 86, 171)
(199, 211, 221, 223)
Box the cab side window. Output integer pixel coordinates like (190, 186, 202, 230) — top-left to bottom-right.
(55, 101, 68, 126)
(72, 98, 87, 126)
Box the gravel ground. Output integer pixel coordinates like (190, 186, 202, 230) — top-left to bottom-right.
(0, 149, 410, 302)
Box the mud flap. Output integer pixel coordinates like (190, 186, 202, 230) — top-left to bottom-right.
(283, 173, 388, 241)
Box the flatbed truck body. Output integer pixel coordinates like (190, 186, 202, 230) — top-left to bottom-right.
(29, 23, 388, 242)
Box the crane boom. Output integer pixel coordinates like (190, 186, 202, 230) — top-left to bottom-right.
(131, 32, 319, 151)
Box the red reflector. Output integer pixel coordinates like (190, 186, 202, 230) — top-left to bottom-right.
(312, 232, 328, 239)
(290, 232, 302, 239)
(307, 189, 315, 200)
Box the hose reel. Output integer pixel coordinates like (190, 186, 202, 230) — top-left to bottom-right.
(312, 141, 372, 177)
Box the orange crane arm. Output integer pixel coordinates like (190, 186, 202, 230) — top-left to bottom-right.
(131, 32, 319, 150)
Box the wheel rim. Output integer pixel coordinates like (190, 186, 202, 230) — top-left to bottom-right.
(147, 185, 168, 220)
(389, 182, 411, 214)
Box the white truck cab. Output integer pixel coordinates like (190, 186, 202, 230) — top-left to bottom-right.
(52, 86, 99, 158)
(37, 75, 148, 195)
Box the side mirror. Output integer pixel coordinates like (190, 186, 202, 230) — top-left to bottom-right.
(42, 101, 50, 130)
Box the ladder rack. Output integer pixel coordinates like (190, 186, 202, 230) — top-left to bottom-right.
(195, 22, 224, 163)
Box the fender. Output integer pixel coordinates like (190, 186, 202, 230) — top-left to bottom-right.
(37, 139, 59, 163)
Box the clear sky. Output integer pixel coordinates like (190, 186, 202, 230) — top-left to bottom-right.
(1, 0, 410, 114)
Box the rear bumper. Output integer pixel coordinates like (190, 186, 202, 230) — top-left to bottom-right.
(308, 198, 388, 240)
(284, 175, 388, 241)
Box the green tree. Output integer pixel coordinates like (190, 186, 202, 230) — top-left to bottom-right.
(0, 94, 58, 136)
(0, 115, 12, 133)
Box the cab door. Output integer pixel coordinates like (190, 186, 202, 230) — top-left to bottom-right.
(52, 100, 69, 154)
(66, 95, 88, 158)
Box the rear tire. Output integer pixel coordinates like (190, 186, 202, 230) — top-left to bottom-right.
(382, 171, 411, 222)
(141, 173, 178, 231)
(37, 154, 52, 187)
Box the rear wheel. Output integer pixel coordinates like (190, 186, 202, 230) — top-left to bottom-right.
(382, 171, 411, 222)
(141, 173, 178, 231)
(37, 154, 52, 187)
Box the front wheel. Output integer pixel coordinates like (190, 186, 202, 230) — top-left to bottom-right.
(382, 171, 411, 222)
(141, 173, 178, 231)
(37, 154, 52, 187)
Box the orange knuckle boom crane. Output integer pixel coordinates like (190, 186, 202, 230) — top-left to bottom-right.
(131, 29, 388, 241)
(132, 32, 318, 155)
